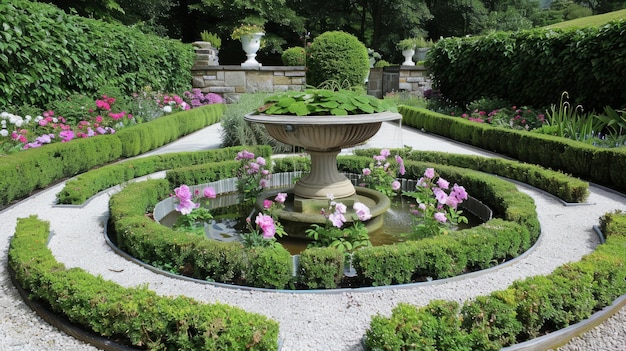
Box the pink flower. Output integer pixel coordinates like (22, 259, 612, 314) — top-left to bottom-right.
(450, 184, 468, 202)
(329, 212, 346, 228)
(275, 192, 287, 204)
(255, 213, 276, 238)
(175, 199, 196, 215)
(433, 188, 448, 205)
(391, 180, 401, 191)
(395, 155, 406, 175)
(59, 130, 75, 142)
(437, 178, 449, 189)
(434, 212, 447, 223)
(248, 162, 260, 174)
(174, 185, 193, 202)
(380, 149, 391, 158)
(203, 187, 216, 199)
(263, 199, 273, 209)
(236, 150, 255, 160)
(353, 202, 371, 221)
(256, 156, 266, 166)
(334, 202, 347, 214)
(259, 178, 269, 188)
(362, 168, 372, 176)
(424, 168, 435, 179)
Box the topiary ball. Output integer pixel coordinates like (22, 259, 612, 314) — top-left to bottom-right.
(306, 31, 369, 88)
(281, 46, 306, 66)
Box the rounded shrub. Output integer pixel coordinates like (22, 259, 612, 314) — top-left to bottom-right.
(281, 46, 306, 66)
(306, 31, 369, 87)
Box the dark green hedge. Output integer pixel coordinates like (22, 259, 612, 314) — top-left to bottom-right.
(8, 216, 279, 350)
(110, 155, 539, 289)
(365, 212, 626, 350)
(401, 106, 626, 193)
(1, 104, 224, 208)
(0, 0, 194, 108)
(427, 21, 626, 110)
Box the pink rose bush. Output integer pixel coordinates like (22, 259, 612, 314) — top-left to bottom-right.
(171, 184, 217, 235)
(360, 148, 405, 197)
(404, 167, 469, 239)
(235, 150, 271, 204)
(305, 194, 373, 259)
(241, 192, 288, 248)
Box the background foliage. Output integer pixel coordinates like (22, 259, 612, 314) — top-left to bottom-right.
(427, 20, 626, 111)
(0, 1, 194, 109)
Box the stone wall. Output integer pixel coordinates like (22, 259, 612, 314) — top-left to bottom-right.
(191, 64, 306, 102)
(367, 65, 432, 98)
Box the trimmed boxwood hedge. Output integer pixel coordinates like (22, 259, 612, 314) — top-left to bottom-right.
(401, 105, 626, 193)
(364, 211, 626, 350)
(110, 154, 540, 289)
(8, 215, 280, 350)
(0, 103, 225, 208)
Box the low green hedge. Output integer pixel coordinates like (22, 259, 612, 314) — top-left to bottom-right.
(352, 148, 589, 203)
(1, 104, 225, 208)
(401, 106, 626, 193)
(365, 211, 626, 350)
(58, 145, 271, 205)
(111, 154, 539, 289)
(8, 215, 280, 350)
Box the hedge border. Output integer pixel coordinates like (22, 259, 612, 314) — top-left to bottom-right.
(110, 154, 539, 289)
(0, 103, 225, 208)
(8, 215, 280, 351)
(401, 105, 626, 193)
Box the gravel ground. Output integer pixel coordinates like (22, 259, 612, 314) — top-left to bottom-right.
(1, 123, 625, 350)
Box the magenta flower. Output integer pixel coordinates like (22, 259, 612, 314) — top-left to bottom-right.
(59, 130, 75, 142)
(255, 213, 276, 238)
(263, 199, 273, 209)
(203, 187, 216, 199)
(353, 202, 372, 221)
(275, 192, 287, 204)
(450, 184, 468, 201)
(434, 212, 447, 223)
(174, 185, 193, 202)
(424, 168, 435, 179)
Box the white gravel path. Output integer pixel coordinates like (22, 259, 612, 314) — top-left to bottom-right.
(1, 123, 625, 350)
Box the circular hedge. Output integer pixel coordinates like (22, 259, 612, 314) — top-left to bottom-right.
(306, 31, 369, 87)
(281, 46, 306, 66)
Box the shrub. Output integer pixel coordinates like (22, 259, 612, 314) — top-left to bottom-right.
(0, 1, 193, 109)
(281, 46, 306, 66)
(373, 59, 392, 68)
(306, 31, 369, 87)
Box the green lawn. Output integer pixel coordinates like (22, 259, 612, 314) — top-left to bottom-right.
(545, 9, 626, 29)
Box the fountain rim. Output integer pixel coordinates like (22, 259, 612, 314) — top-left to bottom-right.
(244, 110, 401, 125)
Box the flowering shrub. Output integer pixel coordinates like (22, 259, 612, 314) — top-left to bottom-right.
(403, 168, 469, 239)
(305, 194, 373, 258)
(183, 88, 224, 108)
(461, 106, 546, 131)
(241, 192, 288, 248)
(234, 150, 271, 204)
(171, 184, 216, 235)
(359, 149, 405, 197)
(231, 24, 265, 41)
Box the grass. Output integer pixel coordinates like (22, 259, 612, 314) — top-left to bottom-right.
(544, 8, 626, 29)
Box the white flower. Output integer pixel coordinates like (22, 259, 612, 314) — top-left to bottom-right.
(1, 112, 8, 118)
(25, 115, 32, 121)
(163, 106, 173, 113)
(0, 129, 8, 137)
(52, 118, 58, 123)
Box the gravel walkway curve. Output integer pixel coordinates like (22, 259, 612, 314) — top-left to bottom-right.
(1, 123, 624, 350)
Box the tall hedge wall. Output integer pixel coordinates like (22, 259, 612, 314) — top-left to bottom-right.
(0, 0, 194, 109)
(427, 20, 626, 110)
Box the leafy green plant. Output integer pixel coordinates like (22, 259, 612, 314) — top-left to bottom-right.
(397, 38, 418, 50)
(598, 106, 626, 136)
(281, 46, 306, 66)
(230, 23, 265, 41)
(199, 30, 221, 49)
(255, 88, 396, 116)
(546, 91, 607, 141)
(359, 148, 405, 197)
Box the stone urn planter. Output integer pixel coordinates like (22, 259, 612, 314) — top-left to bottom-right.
(240, 32, 264, 67)
(244, 111, 401, 199)
(401, 49, 416, 66)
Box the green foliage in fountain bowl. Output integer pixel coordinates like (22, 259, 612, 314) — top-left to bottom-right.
(255, 88, 397, 116)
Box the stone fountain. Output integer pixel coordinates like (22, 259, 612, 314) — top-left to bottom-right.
(244, 111, 401, 229)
